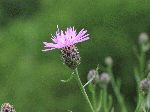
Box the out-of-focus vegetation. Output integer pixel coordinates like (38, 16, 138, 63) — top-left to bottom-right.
(0, 0, 150, 111)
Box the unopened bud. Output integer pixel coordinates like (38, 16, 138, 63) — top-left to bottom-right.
(139, 32, 149, 44)
(140, 78, 150, 94)
(105, 56, 113, 66)
(100, 72, 111, 85)
(87, 69, 99, 83)
(1, 103, 16, 112)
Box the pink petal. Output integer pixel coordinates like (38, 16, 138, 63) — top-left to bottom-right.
(75, 37, 90, 43)
(42, 48, 56, 51)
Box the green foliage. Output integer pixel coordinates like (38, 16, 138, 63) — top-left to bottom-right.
(0, 0, 150, 112)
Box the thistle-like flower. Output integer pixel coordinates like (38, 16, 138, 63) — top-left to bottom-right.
(1, 103, 16, 112)
(100, 72, 111, 85)
(42, 26, 89, 69)
(140, 78, 150, 94)
(105, 56, 113, 67)
(87, 69, 99, 83)
(139, 32, 149, 44)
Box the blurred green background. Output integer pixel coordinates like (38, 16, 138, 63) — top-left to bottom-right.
(0, 0, 150, 111)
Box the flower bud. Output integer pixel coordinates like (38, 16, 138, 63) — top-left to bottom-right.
(105, 56, 113, 66)
(139, 32, 149, 44)
(61, 45, 80, 69)
(87, 69, 99, 83)
(1, 103, 16, 112)
(140, 78, 150, 94)
(100, 72, 111, 85)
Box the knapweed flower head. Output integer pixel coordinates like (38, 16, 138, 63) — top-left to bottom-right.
(87, 69, 99, 84)
(1, 103, 16, 112)
(105, 56, 113, 67)
(139, 32, 149, 44)
(140, 78, 150, 94)
(42, 26, 89, 69)
(99, 72, 111, 85)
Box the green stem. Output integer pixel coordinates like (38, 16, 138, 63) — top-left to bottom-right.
(108, 67, 127, 112)
(147, 93, 150, 111)
(134, 68, 142, 112)
(135, 45, 146, 112)
(92, 87, 97, 111)
(103, 87, 108, 112)
(139, 46, 145, 77)
(74, 68, 95, 112)
(97, 91, 103, 112)
(135, 94, 144, 112)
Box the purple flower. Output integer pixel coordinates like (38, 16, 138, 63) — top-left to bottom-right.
(140, 78, 150, 94)
(42, 26, 90, 69)
(1, 103, 16, 112)
(42, 26, 89, 51)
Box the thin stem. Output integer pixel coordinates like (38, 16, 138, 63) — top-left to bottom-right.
(103, 87, 108, 112)
(135, 94, 144, 112)
(107, 67, 127, 112)
(74, 68, 95, 112)
(91, 87, 97, 111)
(83, 77, 95, 88)
(134, 68, 142, 112)
(61, 72, 74, 83)
(139, 45, 145, 77)
(135, 44, 146, 112)
(97, 91, 103, 112)
(146, 93, 150, 111)
(88, 83, 97, 110)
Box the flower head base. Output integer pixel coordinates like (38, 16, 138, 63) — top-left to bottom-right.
(61, 45, 80, 69)
(42, 26, 89, 69)
(1, 103, 16, 112)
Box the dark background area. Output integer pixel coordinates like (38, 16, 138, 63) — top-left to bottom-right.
(0, 0, 150, 111)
